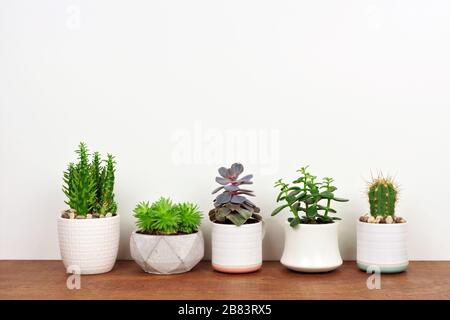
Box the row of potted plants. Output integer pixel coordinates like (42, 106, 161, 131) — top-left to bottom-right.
(58, 143, 408, 275)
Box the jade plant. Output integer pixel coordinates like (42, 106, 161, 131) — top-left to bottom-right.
(209, 163, 262, 226)
(133, 197, 203, 235)
(62, 142, 117, 219)
(272, 166, 348, 226)
(360, 174, 405, 224)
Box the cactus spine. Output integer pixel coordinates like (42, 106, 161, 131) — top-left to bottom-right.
(368, 177, 398, 217)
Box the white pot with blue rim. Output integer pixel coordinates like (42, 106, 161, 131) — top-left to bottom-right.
(357, 220, 408, 273)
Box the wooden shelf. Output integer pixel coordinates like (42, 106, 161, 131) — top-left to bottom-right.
(0, 261, 449, 300)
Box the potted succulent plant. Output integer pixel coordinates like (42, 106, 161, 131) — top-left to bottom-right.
(272, 166, 349, 273)
(130, 197, 204, 274)
(209, 163, 263, 273)
(58, 142, 120, 275)
(357, 174, 408, 273)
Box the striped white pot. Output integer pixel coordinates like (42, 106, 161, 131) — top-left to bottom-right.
(211, 221, 263, 273)
(280, 222, 343, 273)
(57, 215, 120, 275)
(357, 220, 408, 273)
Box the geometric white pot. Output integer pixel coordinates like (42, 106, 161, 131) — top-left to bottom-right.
(357, 220, 408, 273)
(211, 221, 263, 274)
(57, 215, 120, 275)
(280, 222, 343, 273)
(130, 231, 204, 275)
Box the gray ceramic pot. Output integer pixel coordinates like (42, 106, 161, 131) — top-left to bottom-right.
(130, 231, 204, 274)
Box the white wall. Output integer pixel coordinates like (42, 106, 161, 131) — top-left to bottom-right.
(1, 0, 450, 261)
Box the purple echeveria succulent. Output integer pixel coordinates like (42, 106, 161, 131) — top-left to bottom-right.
(210, 163, 261, 226)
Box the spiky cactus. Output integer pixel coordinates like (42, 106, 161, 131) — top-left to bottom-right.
(368, 177, 398, 217)
(98, 154, 117, 215)
(62, 142, 118, 218)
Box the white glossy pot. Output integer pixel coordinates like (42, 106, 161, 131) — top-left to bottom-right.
(57, 215, 120, 275)
(357, 220, 408, 273)
(130, 231, 204, 274)
(281, 222, 342, 272)
(211, 221, 263, 273)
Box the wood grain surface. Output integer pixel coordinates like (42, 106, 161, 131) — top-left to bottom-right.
(0, 261, 449, 300)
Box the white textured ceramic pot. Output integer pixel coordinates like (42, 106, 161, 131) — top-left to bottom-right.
(281, 222, 342, 273)
(130, 231, 204, 274)
(57, 215, 120, 275)
(357, 221, 408, 273)
(211, 221, 263, 273)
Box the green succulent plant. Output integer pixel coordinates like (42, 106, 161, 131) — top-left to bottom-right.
(98, 154, 117, 215)
(176, 203, 203, 234)
(209, 163, 262, 226)
(62, 142, 117, 216)
(272, 166, 349, 226)
(368, 175, 399, 217)
(133, 197, 203, 235)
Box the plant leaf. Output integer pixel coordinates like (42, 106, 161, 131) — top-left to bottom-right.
(333, 197, 349, 202)
(229, 163, 244, 178)
(211, 186, 224, 194)
(215, 177, 231, 185)
(226, 212, 246, 226)
(224, 185, 239, 192)
(288, 189, 301, 197)
(286, 195, 297, 204)
(238, 174, 253, 183)
(306, 205, 318, 217)
(215, 192, 232, 204)
(271, 204, 288, 216)
(236, 207, 252, 220)
(218, 167, 229, 178)
(320, 191, 334, 199)
(231, 195, 246, 204)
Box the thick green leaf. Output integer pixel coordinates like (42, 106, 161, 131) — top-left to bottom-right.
(252, 213, 263, 221)
(320, 191, 334, 199)
(296, 192, 306, 201)
(271, 204, 288, 216)
(286, 195, 297, 204)
(306, 205, 318, 217)
(226, 213, 246, 226)
(236, 207, 252, 220)
(331, 217, 342, 220)
(276, 192, 286, 202)
(333, 197, 349, 202)
(288, 190, 301, 198)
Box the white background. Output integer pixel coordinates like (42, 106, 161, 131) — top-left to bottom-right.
(1, 0, 450, 260)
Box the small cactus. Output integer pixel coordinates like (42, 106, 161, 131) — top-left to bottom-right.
(368, 175, 399, 217)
